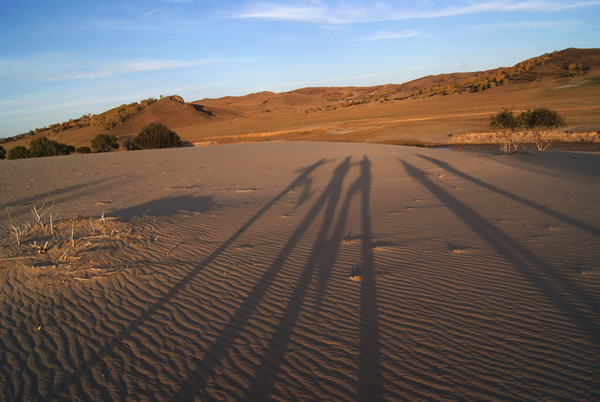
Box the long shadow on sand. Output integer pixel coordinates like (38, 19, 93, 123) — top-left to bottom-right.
(236, 157, 382, 400)
(46, 158, 329, 399)
(400, 159, 600, 346)
(417, 154, 600, 238)
(174, 156, 382, 400)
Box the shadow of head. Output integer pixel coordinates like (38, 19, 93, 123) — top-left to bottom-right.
(111, 195, 214, 218)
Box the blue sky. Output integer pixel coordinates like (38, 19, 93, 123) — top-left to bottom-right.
(1, 1, 599, 138)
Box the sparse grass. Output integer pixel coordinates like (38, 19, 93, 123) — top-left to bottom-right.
(2, 207, 133, 275)
(1, 190, 136, 276)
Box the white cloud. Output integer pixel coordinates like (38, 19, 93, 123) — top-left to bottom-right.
(362, 30, 421, 41)
(234, 3, 337, 23)
(233, 1, 600, 24)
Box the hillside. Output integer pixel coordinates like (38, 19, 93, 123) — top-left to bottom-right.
(2, 48, 600, 151)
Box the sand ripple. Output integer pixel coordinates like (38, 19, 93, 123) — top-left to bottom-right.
(1, 142, 599, 400)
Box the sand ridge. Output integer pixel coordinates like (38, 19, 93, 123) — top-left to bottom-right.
(1, 142, 599, 400)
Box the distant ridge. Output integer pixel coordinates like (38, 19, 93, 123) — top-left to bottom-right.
(2, 47, 599, 149)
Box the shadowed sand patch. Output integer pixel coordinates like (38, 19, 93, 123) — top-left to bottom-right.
(1, 142, 599, 400)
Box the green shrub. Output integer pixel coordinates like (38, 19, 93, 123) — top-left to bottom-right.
(7, 146, 29, 159)
(521, 108, 566, 151)
(520, 108, 565, 130)
(76, 146, 92, 154)
(91, 133, 119, 152)
(490, 108, 521, 131)
(0, 145, 5, 160)
(490, 107, 566, 153)
(133, 123, 181, 149)
(29, 137, 74, 158)
(491, 107, 565, 131)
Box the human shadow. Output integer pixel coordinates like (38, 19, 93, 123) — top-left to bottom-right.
(173, 157, 352, 399)
(417, 154, 600, 238)
(46, 158, 329, 399)
(355, 157, 382, 400)
(400, 159, 600, 346)
(239, 156, 382, 400)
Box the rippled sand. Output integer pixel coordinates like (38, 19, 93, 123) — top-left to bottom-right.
(1, 142, 599, 400)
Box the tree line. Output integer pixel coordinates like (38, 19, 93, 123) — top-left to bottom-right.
(1, 123, 181, 160)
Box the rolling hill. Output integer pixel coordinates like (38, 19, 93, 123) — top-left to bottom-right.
(2, 48, 599, 151)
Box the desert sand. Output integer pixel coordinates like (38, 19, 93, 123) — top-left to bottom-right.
(1, 142, 599, 400)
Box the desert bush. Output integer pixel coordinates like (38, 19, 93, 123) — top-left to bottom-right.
(91, 133, 119, 152)
(490, 107, 565, 153)
(76, 146, 92, 154)
(490, 108, 521, 154)
(490, 108, 521, 131)
(7, 145, 29, 159)
(0, 145, 5, 160)
(520, 108, 565, 130)
(118, 135, 137, 151)
(521, 108, 565, 151)
(133, 123, 181, 149)
(29, 137, 75, 158)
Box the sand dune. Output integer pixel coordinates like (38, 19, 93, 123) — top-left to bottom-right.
(1, 142, 599, 400)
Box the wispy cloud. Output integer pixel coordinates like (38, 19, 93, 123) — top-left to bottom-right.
(143, 8, 163, 16)
(59, 58, 222, 80)
(470, 19, 581, 31)
(233, 1, 600, 24)
(234, 3, 337, 23)
(361, 30, 421, 41)
(0, 57, 225, 82)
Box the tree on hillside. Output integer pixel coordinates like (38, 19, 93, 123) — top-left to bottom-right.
(133, 123, 181, 149)
(0, 145, 5, 160)
(29, 137, 75, 158)
(7, 146, 29, 160)
(91, 133, 119, 152)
